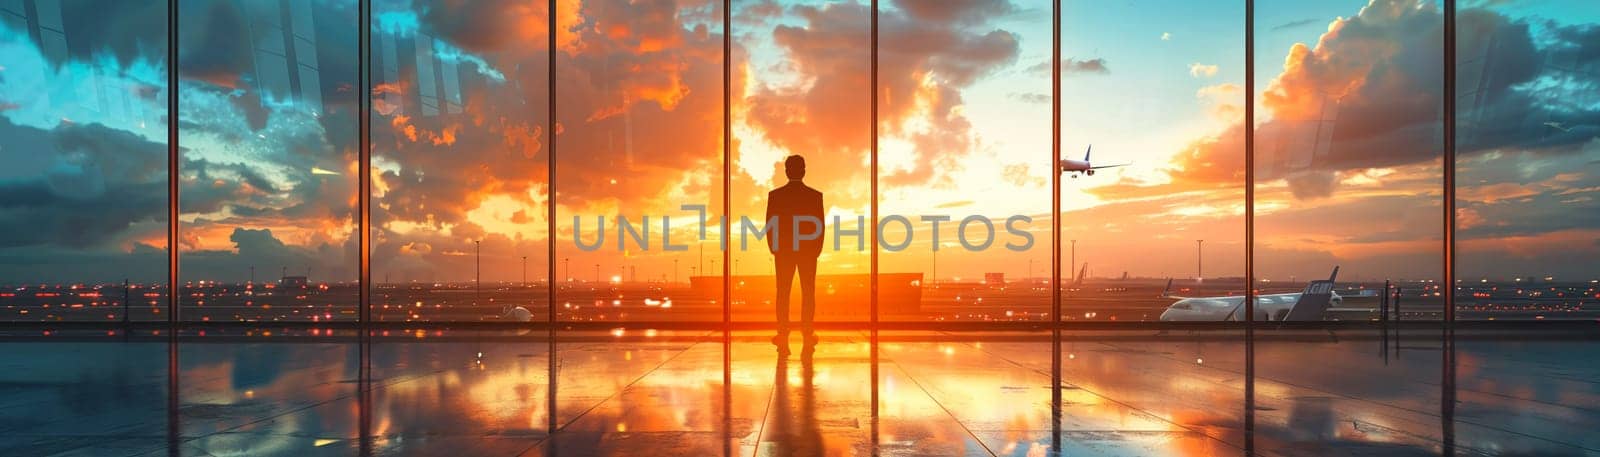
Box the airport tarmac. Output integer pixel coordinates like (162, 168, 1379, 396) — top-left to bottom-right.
(5, 279, 1595, 323)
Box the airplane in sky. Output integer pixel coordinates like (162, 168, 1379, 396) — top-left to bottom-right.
(1158, 267, 1367, 321)
(1059, 145, 1128, 177)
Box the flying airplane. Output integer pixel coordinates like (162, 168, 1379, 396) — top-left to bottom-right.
(1158, 267, 1363, 321)
(1059, 145, 1128, 177)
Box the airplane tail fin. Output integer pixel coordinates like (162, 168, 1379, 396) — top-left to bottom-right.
(1084, 145, 1092, 162)
(1280, 266, 1340, 321)
(1160, 278, 1177, 298)
(1074, 263, 1089, 286)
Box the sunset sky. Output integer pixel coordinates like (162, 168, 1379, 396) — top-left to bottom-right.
(0, 0, 1595, 285)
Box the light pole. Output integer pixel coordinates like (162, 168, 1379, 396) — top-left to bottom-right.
(521, 255, 528, 288)
(1070, 239, 1077, 282)
(1196, 239, 1204, 283)
(564, 257, 570, 283)
(475, 240, 481, 305)
(674, 259, 679, 285)
(594, 263, 599, 284)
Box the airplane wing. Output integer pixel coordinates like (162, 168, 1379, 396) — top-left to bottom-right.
(1088, 163, 1129, 170)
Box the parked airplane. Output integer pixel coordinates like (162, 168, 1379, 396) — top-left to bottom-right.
(1158, 267, 1354, 321)
(1059, 145, 1128, 177)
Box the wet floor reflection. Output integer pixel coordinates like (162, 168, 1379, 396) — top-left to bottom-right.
(0, 341, 169, 455)
(176, 341, 360, 455)
(552, 331, 724, 456)
(1, 327, 1598, 455)
(740, 332, 876, 456)
(365, 339, 550, 455)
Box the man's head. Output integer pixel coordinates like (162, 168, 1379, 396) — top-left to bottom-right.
(784, 155, 806, 180)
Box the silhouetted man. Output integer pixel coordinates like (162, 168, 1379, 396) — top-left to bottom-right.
(767, 155, 824, 350)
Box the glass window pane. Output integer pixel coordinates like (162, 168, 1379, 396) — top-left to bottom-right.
(1255, 0, 1443, 322)
(553, 0, 725, 323)
(877, 0, 1052, 324)
(371, 0, 552, 322)
(732, 1, 870, 324)
(1061, 0, 1245, 323)
(1457, 1, 1600, 320)
(178, 0, 358, 322)
(0, 1, 170, 322)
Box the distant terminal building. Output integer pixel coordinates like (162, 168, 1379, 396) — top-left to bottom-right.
(690, 273, 923, 316)
(984, 273, 1005, 287)
(280, 276, 308, 288)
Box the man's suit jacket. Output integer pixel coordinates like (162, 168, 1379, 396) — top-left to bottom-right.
(766, 180, 825, 258)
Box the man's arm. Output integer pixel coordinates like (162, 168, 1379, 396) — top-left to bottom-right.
(765, 192, 777, 254)
(811, 193, 825, 231)
(807, 191, 826, 252)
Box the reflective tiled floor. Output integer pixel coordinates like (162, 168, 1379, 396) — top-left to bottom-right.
(1, 328, 1597, 456)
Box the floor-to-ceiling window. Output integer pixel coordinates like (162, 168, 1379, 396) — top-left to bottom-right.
(4, 0, 1596, 327)
(1254, 0, 1445, 322)
(1057, 0, 1246, 323)
(1456, 0, 1600, 321)
(179, 0, 358, 323)
(0, 0, 171, 322)
(876, 0, 1052, 323)
(552, 0, 725, 324)
(731, 1, 871, 325)
(369, 0, 552, 323)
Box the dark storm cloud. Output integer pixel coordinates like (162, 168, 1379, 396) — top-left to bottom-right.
(1545, 22, 1600, 65)
(48, 0, 168, 69)
(179, 0, 361, 119)
(181, 227, 355, 282)
(0, 117, 166, 250)
(176, 1, 254, 88)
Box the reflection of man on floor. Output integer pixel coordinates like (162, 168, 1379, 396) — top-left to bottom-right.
(769, 342, 821, 455)
(767, 155, 824, 350)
